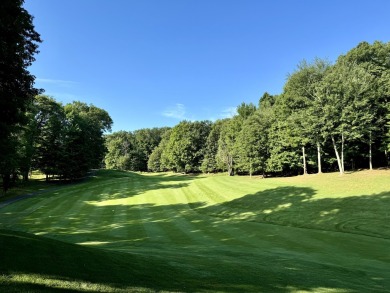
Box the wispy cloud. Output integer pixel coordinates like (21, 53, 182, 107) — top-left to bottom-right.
(35, 78, 79, 87)
(162, 103, 187, 120)
(162, 104, 237, 122)
(220, 106, 237, 118)
(43, 91, 80, 102)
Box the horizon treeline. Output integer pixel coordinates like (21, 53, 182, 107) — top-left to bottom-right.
(3, 1, 388, 195)
(15, 96, 113, 183)
(105, 41, 390, 176)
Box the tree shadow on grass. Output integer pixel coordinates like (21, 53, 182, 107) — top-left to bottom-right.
(1, 170, 197, 208)
(75, 170, 199, 202)
(29, 187, 389, 292)
(198, 186, 390, 239)
(0, 229, 197, 293)
(2, 175, 390, 292)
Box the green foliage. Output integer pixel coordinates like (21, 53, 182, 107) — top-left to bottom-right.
(133, 127, 170, 171)
(147, 129, 172, 172)
(217, 117, 243, 175)
(236, 102, 256, 119)
(265, 95, 301, 174)
(105, 131, 135, 170)
(104, 128, 169, 172)
(315, 42, 390, 172)
(200, 120, 225, 173)
(272, 59, 330, 174)
(258, 92, 275, 109)
(17, 97, 113, 181)
(235, 111, 271, 176)
(59, 102, 112, 179)
(32, 95, 66, 179)
(387, 113, 390, 152)
(0, 0, 41, 192)
(264, 43, 389, 175)
(4, 37, 390, 191)
(161, 121, 211, 173)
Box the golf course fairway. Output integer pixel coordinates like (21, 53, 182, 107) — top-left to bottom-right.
(0, 169, 389, 292)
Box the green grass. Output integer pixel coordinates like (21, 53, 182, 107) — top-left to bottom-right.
(0, 169, 389, 292)
(0, 172, 49, 203)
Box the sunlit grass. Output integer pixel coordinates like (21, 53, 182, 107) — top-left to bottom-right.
(0, 169, 389, 292)
(0, 274, 154, 293)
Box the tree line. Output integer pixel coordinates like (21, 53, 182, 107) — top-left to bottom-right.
(1, 1, 389, 195)
(5, 95, 112, 190)
(105, 41, 390, 176)
(0, 1, 113, 193)
(1, 0, 41, 192)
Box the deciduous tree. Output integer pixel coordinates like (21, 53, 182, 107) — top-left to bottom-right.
(0, 0, 41, 192)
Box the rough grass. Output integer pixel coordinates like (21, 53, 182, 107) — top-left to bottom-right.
(0, 169, 389, 292)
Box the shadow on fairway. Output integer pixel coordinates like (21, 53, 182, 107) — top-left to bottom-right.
(34, 170, 198, 207)
(44, 185, 389, 292)
(0, 229, 208, 293)
(85, 170, 198, 202)
(2, 173, 390, 292)
(198, 186, 390, 239)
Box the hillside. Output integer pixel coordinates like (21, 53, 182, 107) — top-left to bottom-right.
(1, 169, 389, 292)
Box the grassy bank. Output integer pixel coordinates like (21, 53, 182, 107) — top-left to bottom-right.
(1, 169, 389, 292)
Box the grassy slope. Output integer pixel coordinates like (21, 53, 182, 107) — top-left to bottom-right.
(0, 229, 187, 293)
(0, 169, 389, 292)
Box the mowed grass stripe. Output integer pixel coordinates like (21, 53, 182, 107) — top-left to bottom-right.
(175, 186, 256, 248)
(145, 192, 198, 247)
(87, 180, 128, 233)
(79, 183, 141, 246)
(1, 170, 389, 292)
(208, 175, 273, 198)
(0, 189, 82, 232)
(45, 184, 120, 242)
(0, 192, 66, 229)
(164, 187, 229, 248)
(133, 180, 174, 246)
(82, 184, 132, 244)
(129, 176, 232, 249)
(178, 183, 344, 254)
(192, 178, 229, 204)
(188, 175, 390, 239)
(137, 186, 215, 248)
(51, 189, 95, 226)
(157, 185, 205, 246)
(38, 190, 100, 242)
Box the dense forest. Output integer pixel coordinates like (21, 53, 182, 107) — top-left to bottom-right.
(105, 41, 390, 176)
(2, 94, 112, 190)
(1, 1, 390, 194)
(0, 0, 112, 192)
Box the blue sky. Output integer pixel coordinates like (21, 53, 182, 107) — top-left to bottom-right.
(25, 0, 390, 132)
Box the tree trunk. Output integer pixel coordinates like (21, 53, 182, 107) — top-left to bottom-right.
(302, 146, 307, 175)
(331, 135, 343, 174)
(2, 174, 10, 194)
(12, 171, 17, 185)
(341, 133, 345, 173)
(316, 141, 322, 174)
(369, 131, 373, 171)
(227, 155, 234, 176)
(22, 171, 29, 182)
